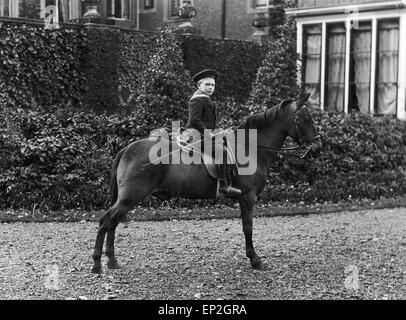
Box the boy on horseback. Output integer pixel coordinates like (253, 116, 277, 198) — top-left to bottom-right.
(187, 69, 241, 197)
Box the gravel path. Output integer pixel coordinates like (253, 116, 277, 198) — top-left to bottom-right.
(0, 208, 405, 300)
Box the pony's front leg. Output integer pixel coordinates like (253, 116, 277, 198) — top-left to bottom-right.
(238, 192, 265, 270)
(106, 226, 120, 269)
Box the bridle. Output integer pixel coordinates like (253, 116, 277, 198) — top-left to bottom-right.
(290, 103, 320, 158)
(235, 103, 320, 159)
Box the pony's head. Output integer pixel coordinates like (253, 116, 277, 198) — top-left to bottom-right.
(286, 93, 322, 158)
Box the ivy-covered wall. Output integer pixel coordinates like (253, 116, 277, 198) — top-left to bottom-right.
(0, 19, 266, 113)
(178, 35, 268, 103)
(0, 21, 87, 110)
(82, 25, 121, 113)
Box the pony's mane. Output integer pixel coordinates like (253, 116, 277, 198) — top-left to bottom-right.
(238, 100, 293, 130)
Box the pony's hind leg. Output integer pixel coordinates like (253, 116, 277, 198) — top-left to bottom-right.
(105, 204, 129, 269)
(91, 203, 130, 274)
(91, 209, 111, 274)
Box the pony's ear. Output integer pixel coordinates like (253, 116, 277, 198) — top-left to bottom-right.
(297, 93, 311, 108)
(279, 99, 294, 110)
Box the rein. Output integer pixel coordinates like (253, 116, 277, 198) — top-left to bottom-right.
(233, 137, 312, 159)
(235, 104, 320, 158)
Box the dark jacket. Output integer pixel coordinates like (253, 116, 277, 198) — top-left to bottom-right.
(187, 91, 216, 134)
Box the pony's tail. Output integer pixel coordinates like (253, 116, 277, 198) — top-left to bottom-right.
(109, 147, 126, 207)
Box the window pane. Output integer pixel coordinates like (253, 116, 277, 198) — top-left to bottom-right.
(170, 0, 180, 17)
(58, 0, 70, 22)
(350, 21, 372, 114)
(144, 0, 154, 10)
(376, 20, 399, 115)
(115, 0, 122, 17)
(9, 0, 19, 17)
(107, 0, 130, 19)
(303, 25, 322, 105)
(326, 24, 346, 112)
(0, 0, 10, 17)
(255, 0, 269, 8)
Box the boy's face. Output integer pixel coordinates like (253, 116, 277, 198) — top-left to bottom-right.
(198, 77, 215, 96)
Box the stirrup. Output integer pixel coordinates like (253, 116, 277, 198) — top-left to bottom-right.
(219, 184, 242, 197)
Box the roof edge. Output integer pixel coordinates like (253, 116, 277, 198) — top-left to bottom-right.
(286, 1, 406, 17)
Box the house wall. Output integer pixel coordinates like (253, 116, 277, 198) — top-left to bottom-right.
(298, 0, 387, 8)
(1, 0, 269, 40)
(139, 0, 261, 40)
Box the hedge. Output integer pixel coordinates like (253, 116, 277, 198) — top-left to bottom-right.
(179, 35, 268, 103)
(0, 21, 87, 110)
(0, 19, 267, 113)
(1, 106, 405, 211)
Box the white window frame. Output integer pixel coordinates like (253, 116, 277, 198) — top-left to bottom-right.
(140, 0, 156, 13)
(164, 0, 194, 22)
(296, 9, 406, 120)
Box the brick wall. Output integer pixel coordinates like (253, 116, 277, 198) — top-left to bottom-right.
(139, 0, 259, 41)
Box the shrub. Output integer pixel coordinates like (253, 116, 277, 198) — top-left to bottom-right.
(133, 27, 194, 130)
(1, 106, 405, 211)
(264, 109, 406, 203)
(179, 35, 267, 103)
(248, 18, 300, 109)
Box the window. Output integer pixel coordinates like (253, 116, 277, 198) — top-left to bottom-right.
(349, 21, 372, 114)
(325, 23, 346, 112)
(40, 0, 80, 22)
(107, 0, 130, 19)
(376, 19, 399, 115)
(144, 0, 154, 10)
(0, 0, 19, 18)
(254, 0, 270, 9)
(248, 0, 272, 12)
(167, 0, 193, 19)
(302, 24, 322, 105)
(169, 0, 181, 18)
(300, 15, 403, 118)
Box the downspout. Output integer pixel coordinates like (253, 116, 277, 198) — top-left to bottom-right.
(136, 0, 140, 30)
(221, 0, 226, 38)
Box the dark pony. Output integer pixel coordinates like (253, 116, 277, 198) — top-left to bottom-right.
(91, 94, 322, 274)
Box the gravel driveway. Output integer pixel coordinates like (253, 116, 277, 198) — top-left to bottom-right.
(0, 208, 405, 300)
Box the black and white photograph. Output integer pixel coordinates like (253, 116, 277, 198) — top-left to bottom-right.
(0, 0, 405, 313)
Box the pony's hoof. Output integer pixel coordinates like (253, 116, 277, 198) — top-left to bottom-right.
(251, 259, 266, 270)
(91, 266, 102, 274)
(107, 260, 120, 270)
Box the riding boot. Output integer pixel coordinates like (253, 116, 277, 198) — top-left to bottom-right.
(217, 163, 241, 197)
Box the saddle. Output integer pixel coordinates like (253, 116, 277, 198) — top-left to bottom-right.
(173, 132, 239, 198)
